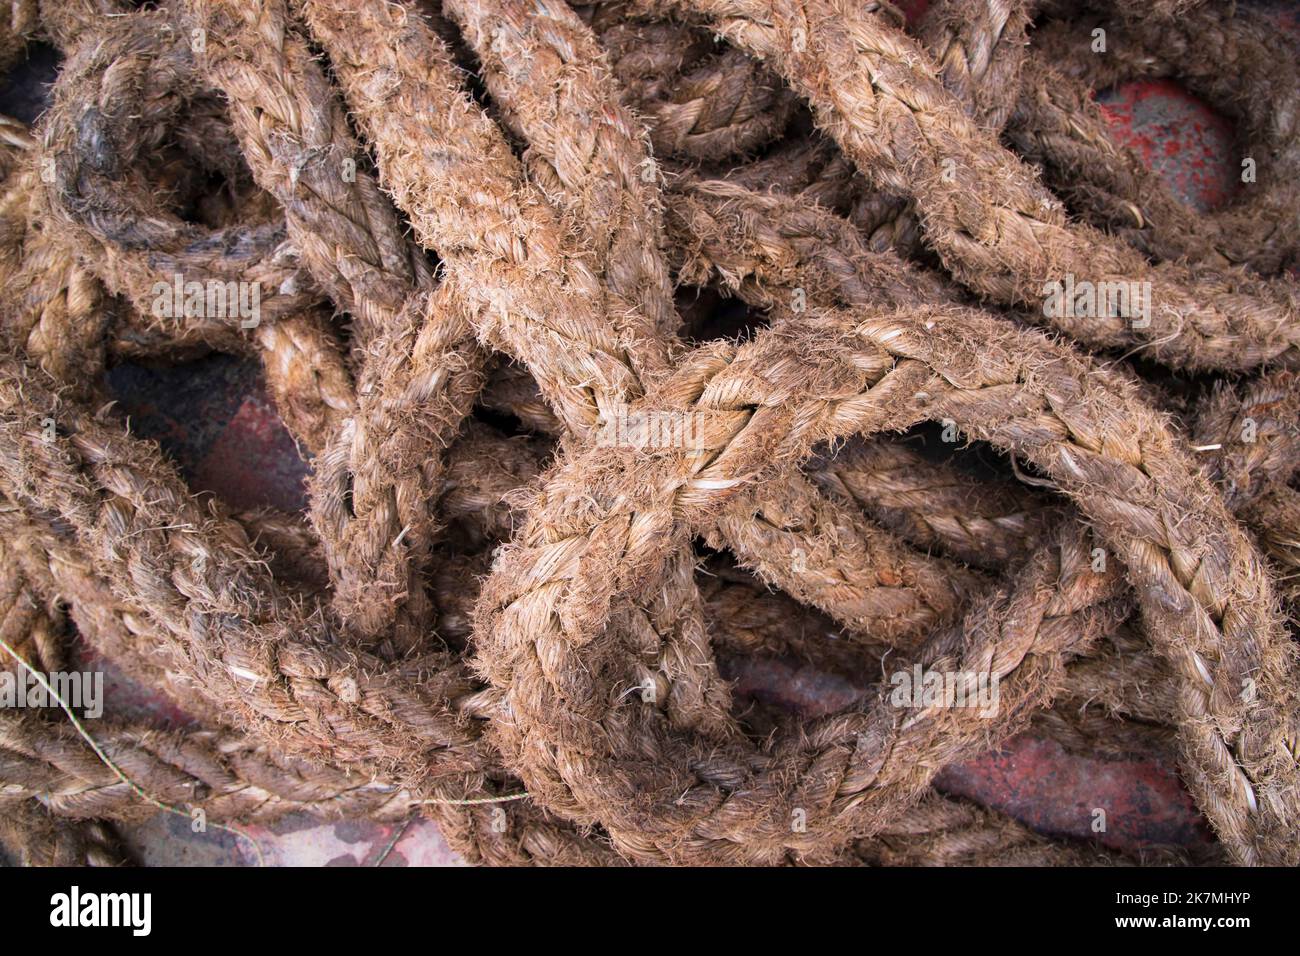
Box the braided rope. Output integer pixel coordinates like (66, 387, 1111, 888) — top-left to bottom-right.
(471, 301, 1300, 864)
(1012, 4, 1300, 274)
(632, 0, 1300, 371)
(0, 0, 1296, 868)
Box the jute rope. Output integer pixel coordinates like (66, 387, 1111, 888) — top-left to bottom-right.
(0, 494, 1137, 862)
(469, 301, 1299, 864)
(0, 0, 1296, 866)
(0, 801, 130, 867)
(436, 422, 1180, 766)
(574, 0, 798, 160)
(0, 479, 1148, 866)
(300, 0, 991, 652)
(1012, 2, 1300, 275)
(613, 0, 1299, 281)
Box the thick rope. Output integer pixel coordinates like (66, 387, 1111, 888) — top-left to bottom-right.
(1, 0, 1296, 869)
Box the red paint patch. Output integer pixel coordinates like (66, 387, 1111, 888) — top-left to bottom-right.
(935, 733, 1213, 851)
(1097, 78, 1239, 212)
(724, 654, 1210, 855)
(897, 0, 929, 28)
(192, 388, 310, 513)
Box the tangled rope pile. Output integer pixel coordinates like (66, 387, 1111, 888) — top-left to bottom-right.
(0, 0, 1297, 866)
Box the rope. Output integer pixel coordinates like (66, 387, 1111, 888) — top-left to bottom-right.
(0, 0, 1295, 867)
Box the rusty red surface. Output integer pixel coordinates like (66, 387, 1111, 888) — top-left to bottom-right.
(935, 736, 1214, 853)
(194, 390, 311, 514)
(1097, 79, 1240, 212)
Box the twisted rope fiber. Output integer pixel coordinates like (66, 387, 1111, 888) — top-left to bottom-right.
(27, 0, 469, 654)
(2, 1, 925, 868)
(575, 0, 797, 161)
(1242, 486, 1300, 609)
(5, 0, 754, 842)
(186, 0, 479, 652)
(1010, 3, 1300, 275)
(485, 0, 1021, 649)
(4, 700, 1127, 866)
(439, 343, 1237, 770)
(630, 0, 1300, 372)
(0, 478, 616, 868)
(205, 0, 1300, 858)
(397, 414, 1156, 761)
(0, 518, 1171, 867)
(0, 501, 1108, 862)
(915, 0, 1033, 133)
(0, 489, 628, 865)
(665, 168, 1300, 589)
(0, 545, 127, 866)
(473, 310, 986, 642)
(586, 0, 1293, 277)
(0, 480, 1122, 865)
(301, 0, 985, 651)
(432, 419, 1178, 756)
(31, 13, 384, 629)
(0, 801, 130, 867)
(5, 0, 707, 858)
(434, 0, 681, 347)
(0, 6, 358, 456)
(0, 119, 112, 400)
(591, 0, 1027, 253)
(0, 433, 617, 865)
(0, 547, 404, 848)
(22, 3, 491, 681)
(0, 180, 1263, 868)
(296, 1, 770, 775)
(296, 0, 732, 745)
(157, 5, 1300, 853)
(0, 1, 37, 75)
(470, 296, 1300, 864)
(853, 0, 1300, 276)
(455, 0, 985, 639)
(0, 708, 421, 825)
(858, 0, 1030, 259)
(35, 11, 318, 329)
(285, 0, 709, 674)
(0, 628, 271, 862)
(31, 1, 131, 52)
(0, 251, 1216, 863)
(609, 0, 1300, 278)
(1037, 3, 1298, 177)
(658, 162, 1300, 817)
(0, 683, 1185, 866)
(380, 415, 1178, 772)
(1, 0, 1297, 866)
(0, 128, 356, 454)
